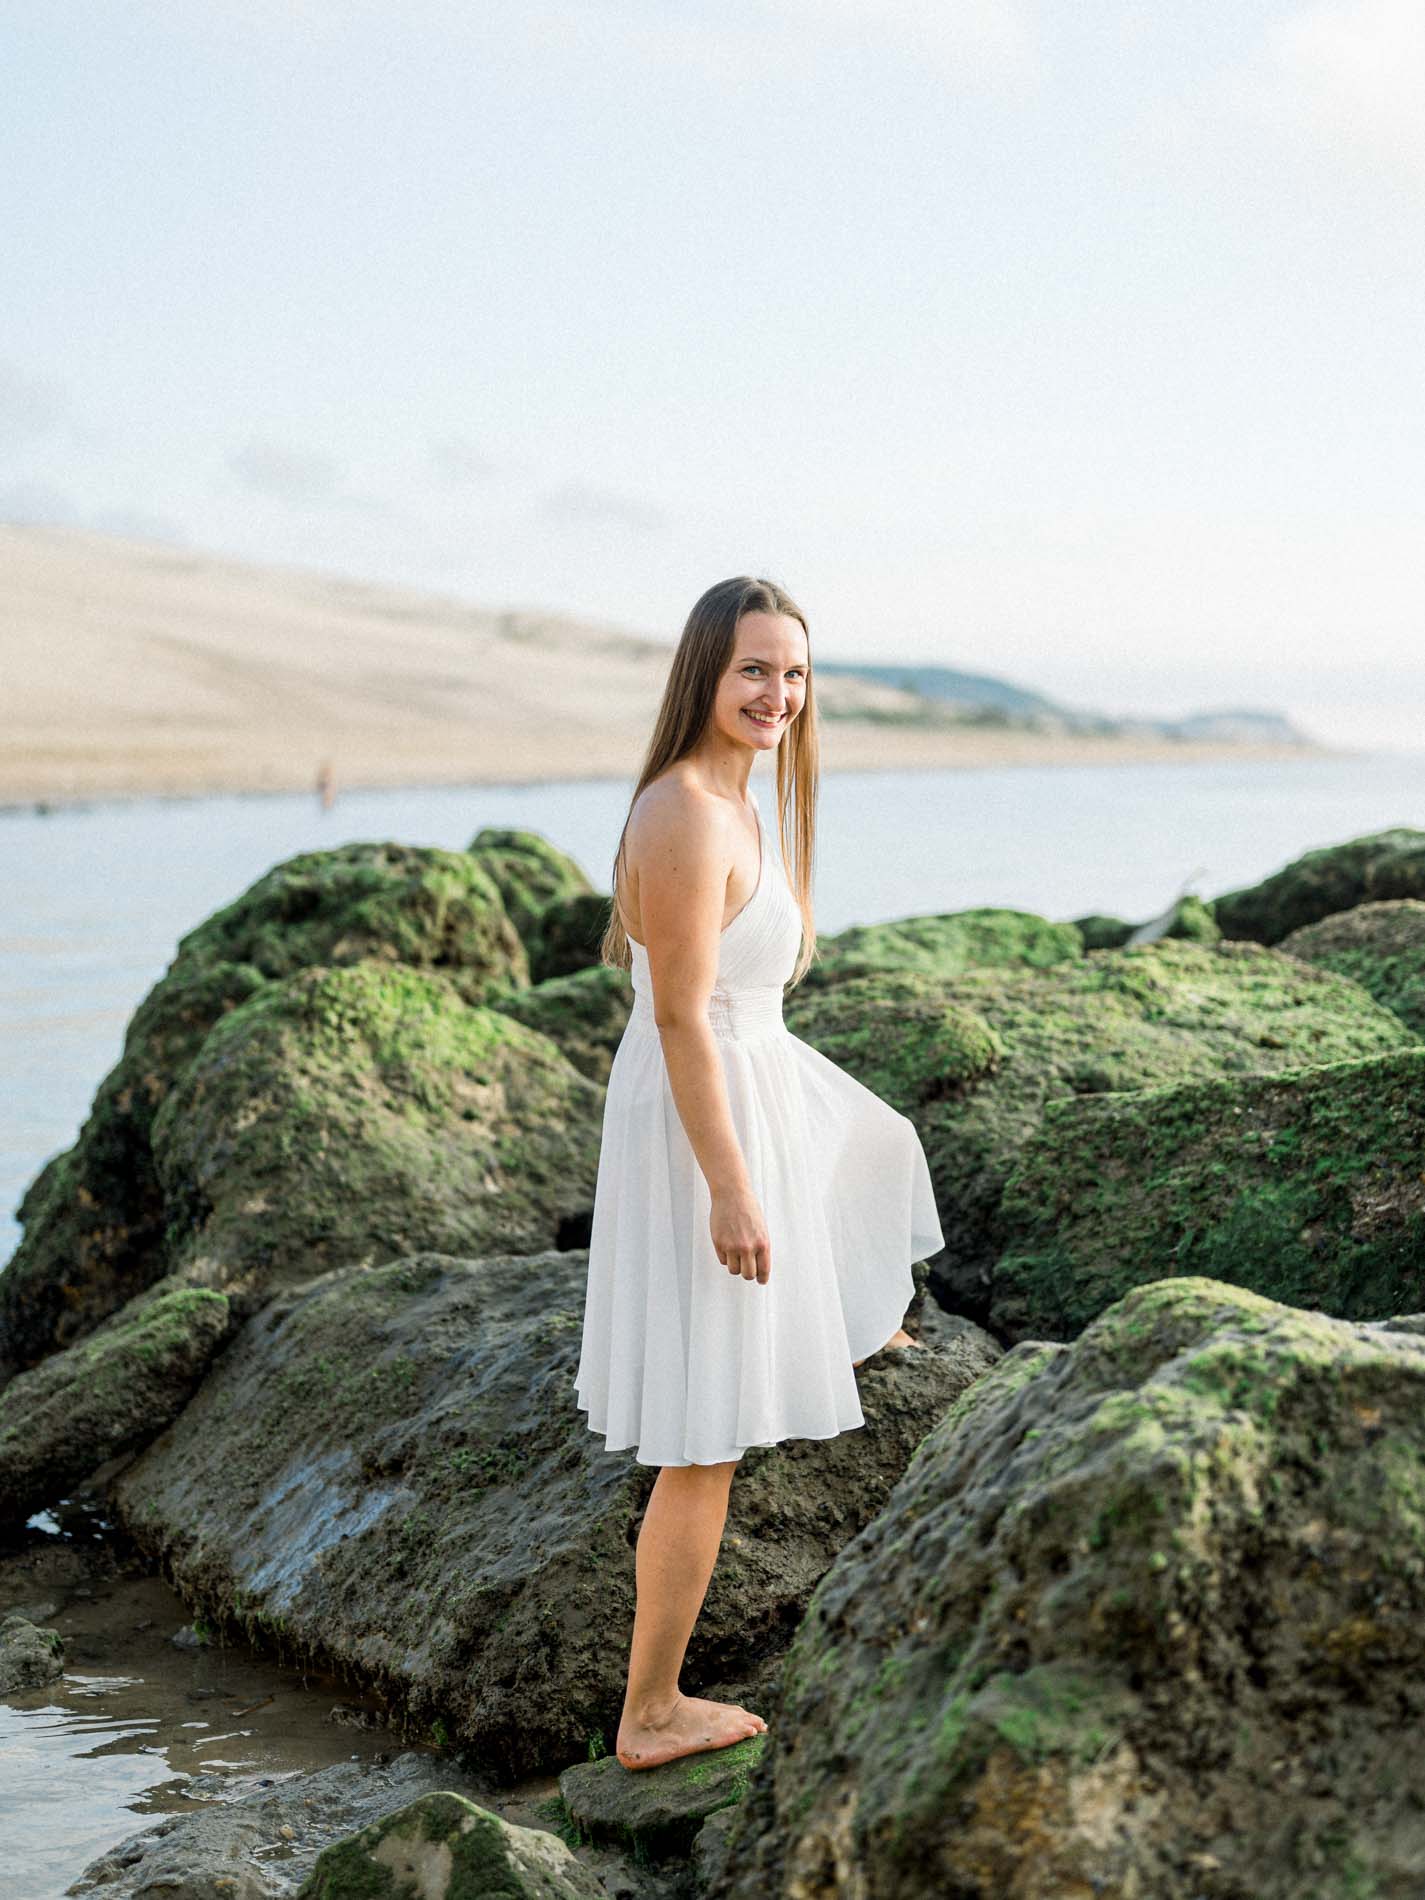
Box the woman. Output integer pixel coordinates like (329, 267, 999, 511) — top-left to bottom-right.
(575, 575, 945, 1772)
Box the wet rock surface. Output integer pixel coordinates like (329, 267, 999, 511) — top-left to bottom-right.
(711, 1276, 1425, 1900)
(110, 1251, 995, 1778)
(992, 1047, 1425, 1340)
(0, 1278, 232, 1524)
(0, 1607, 65, 1692)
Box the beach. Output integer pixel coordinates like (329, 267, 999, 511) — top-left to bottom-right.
(1, 523, 1322, 808)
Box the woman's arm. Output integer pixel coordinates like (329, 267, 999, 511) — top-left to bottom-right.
(631, 785, 771, 1285)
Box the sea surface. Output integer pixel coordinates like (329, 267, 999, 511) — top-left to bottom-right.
(3, 750, 1424, 1269)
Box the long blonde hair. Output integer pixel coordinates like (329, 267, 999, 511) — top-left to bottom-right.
(599, 575, 821, 988)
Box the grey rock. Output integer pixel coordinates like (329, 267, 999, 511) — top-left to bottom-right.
(0, 1609, 65, 1693)
(559, 1734, 765, 1858)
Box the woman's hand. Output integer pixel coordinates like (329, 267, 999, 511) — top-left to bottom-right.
(711, 1184, 771, 1284)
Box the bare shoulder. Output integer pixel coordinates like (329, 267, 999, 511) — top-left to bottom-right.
(628, 770, 730, 864)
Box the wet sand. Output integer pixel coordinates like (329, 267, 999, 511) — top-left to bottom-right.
(1, 523, 1320, 808)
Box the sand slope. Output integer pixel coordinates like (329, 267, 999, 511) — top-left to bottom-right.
(0, 524, 1320, 805)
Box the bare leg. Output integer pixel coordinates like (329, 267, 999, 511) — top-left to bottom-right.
(615, 1460, 767, 1771)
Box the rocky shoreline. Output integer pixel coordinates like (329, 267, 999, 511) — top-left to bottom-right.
(4, 820, 1425, 1895)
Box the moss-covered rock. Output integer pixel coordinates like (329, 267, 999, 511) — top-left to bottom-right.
(0, 961, 263, 1382)
(1, 843, 529, 1384)
(468, 827, 594, 949)
(183, 840, 529, 996)
(558, 1734, 765, 1859)
(297, 1790, 604, 1899)
(151, 963, 604, 1302)
(485, 964, 634, 1086)
(1281, 899, 1425, 1038)
(1073, 894, 1221, 952)
(1211, 827, 1425, 944)
(992, 1047, 1425, 1341)
(800, 908, 1083, 990)
(528, 892, 615, 984)
(111, 1251, 996, 1777)
(789, 939, 1413, 1319)
(712, 1277, 1425, 1900)
(0, 1611, 66, 1693)
(0, 1278, 231, 1523)
(784, 973, 1005, 1109)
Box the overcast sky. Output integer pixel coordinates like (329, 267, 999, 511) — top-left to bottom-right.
(3, 1, 1422, 747)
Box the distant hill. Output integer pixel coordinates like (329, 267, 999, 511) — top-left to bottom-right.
(0, 522, 1325, 805)
(812, 661, 1315, 747)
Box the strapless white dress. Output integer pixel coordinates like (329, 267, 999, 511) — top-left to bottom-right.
(574, 785, 945, 1467)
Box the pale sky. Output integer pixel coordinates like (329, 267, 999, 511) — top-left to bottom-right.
(3, 1, 1423, 747)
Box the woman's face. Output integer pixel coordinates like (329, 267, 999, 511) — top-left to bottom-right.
(713, 610, 809, 752)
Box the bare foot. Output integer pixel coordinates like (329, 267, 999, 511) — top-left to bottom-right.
(616, 1692, 767, 1771)
(853, 1326, 926, 1369)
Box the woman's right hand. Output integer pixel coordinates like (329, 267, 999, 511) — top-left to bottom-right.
(711, 1184, 771, 1284)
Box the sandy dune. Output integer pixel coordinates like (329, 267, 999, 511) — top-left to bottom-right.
(1, 524, 1318, 806)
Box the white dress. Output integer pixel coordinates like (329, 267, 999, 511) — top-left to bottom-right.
(574, 785, 946, 1467)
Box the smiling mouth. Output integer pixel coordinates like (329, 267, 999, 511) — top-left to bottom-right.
(743, 710, 783, 728)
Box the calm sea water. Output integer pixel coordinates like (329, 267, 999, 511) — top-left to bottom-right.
(3, 751, 1424, 1267)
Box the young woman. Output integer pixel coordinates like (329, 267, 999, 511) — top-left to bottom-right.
(575, 575, 945, 1772)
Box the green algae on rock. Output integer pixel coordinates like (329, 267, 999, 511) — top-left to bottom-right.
(558, 1733, 766, 1859)
(799, 907, 1084, 991)
(1, 841, 530, 1386)
(1073, 894, 1221, 951)
(468, 826, 595, 950)
(0, 960, 263, 1383)
(991, 1046, 1425, 1342)
(787, 938, 1413, 1320)
(183, 839, 530, 997)
(528, 891, 615, 984)
(151, 962, 604, 1300)
(484, 963, 633, 1087)
(1211, 827, 1425, 945)
(1281, 899, 1425, 1039)
(0, 1278, 232, 1524)
(710, 1277, 1425, 1900)
(109, 1251, 994, 1778)
(297, 1789, 605, 1900)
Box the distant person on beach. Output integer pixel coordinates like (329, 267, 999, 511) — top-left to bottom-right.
(315, 760, 335, 810)
(576, 576, 944, 1770)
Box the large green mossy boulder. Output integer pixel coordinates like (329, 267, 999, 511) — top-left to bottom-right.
(1073, 894, 1221, 951)
(297, 1790, 604, 1900)
(0, 1278, 231, 1523)
(785, 972, 1005, 1108)
(802, 908, 1083, 989)
(112, 1251, 995, 1777)
(713, 1277, 1425, 1900)
(559, 1734, 765, 1858)
(992, 1047, 1425, 1341)
(468, 827, 594, 947)
(0, 960, 263, 1382)
(528, 892, 616, 984)
(0, 843, 529, 1384)
(1281, 899, 1425, 1039)
(485, 964, 633, 1086)
(151, 963, 603, 1301)
(789, 939, 1414, 1319)
(1211, 827, 1425, 944)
